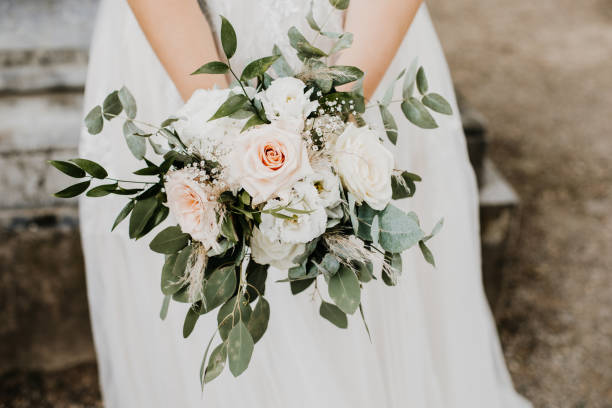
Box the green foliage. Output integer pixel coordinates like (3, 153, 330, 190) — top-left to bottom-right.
(217, 295, 252, 340)
(271, 45, 294, 77)
(416, 66, 428, 94)
(328, 265, 360, 315)
(70, 158, 108, 179)
(220, 16, 237, 59)
(419, 241, 435, 267)
(191, 61, 229, 75)
(102, 90, 123, 120)
(84, 105, 103, 135)
(149, 226, 190, 254)
(118, 86, 137, 119)
(247, 297, 270, 343)
(159, 294, 171, 320)
(53, 180, 91, 198)
(401, 97, 438, 129)
(320, 301, 348, 329)
(329, 32, 353, 55)
(112, 200, 135, 231)
(204, 265, 238, 312)
(288, 26, 327, 59)
(183, 305, 200, 338)
(241, 56, 280, 81)
(48, 160, 86, 178)
(306, 1, 321, 31)
(209, 94, 248, 121)
(204, 343, 227, 383)
(160, 252, 181, 295)
(378, 204, 425, 253)
(379, 104, 398, 144)
(227, 321, 254, 377)
(86, 183, 118, 197)
(422, 93, 453, 115)
(329, 65, 364, 86)
(391, 171, 421, 200)
(123, 120, 146, 160)
(329, 0, 350, 10)
(129, 197, 158, 239)
(246, 262, 268, 303)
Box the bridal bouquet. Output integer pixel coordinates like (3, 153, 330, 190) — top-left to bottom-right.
(50, 1, 451, 387)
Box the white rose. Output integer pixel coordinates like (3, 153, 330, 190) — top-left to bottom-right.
(259, 182, 327, 244)
(257, 77, 318, 132)
(250, 227, 305, 269)
(308, 167, 341, 208)
(332, 124, 394, 211)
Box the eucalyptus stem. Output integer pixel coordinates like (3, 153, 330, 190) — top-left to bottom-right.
(104, 113, 160, 130)
(102, 176, 155, 185)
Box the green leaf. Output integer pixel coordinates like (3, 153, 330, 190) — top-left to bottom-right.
(382, 252, 402, 286)
(329, 0, 350, 10)
(272, 45, 294, 77)
(378, 204, 425, 253)
(220, 214, 239, 243)
(246, 261, 268, 302)
(288, 27, 326, 59)
(329, 32, 353, 55)
(86, 182, 117, 197)
(70, 158, 108, 179)
(402, 58, 419, 100)
(84, 105, 103, 135)
(306, 1, 321, 31)
(160, 117, 179, 127)
(355, 202, 377, 241)
(183, 305, 200, 338)
(220, 16, 237, 59)
(161, 253, 181, 295)
(149, 225, 190, 254)
(204, 265, 238, 312)
(172, 245, 193, 279)
(217, 296, 252, 340)
(290, 278, 315, 295)
(422, 93, 453, 115)
(379, 104, 398, 145)
(118, 86, 137, 119)
(133, 166, 159, 176)
(227, 321, 254, 377)
(159, 294, 171, 320)
(122, 120, 146, 160)
(329, 65, 364, 86)
(355, 260, 374, 283)
(48, 160, 86, 178)
(128, 197, 158, 239)
(240, 113, 266, 133)
(209, 94, 248, 121)
(401, 97, 438, 129)
(53, 180, 91, 198)
(328, 265, 360, 315)
(204, 343, 227, 383)
(391, 171, 420, 199)
(247, 297, 270, 343)
(241, 56, 280, 81)
(423, 218, 444, 242)
(191, 61, 229, 75)
(319, 301, 348, 329)
(102, 90, 123, 120)
(112, 200, 135, 231)
(416, 66, 428, 94)
(419, 241, 436, 267)
(200, 332, 218, 390)
(358, 303, 372, 342)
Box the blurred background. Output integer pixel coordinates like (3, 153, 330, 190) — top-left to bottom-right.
(0, 0, 610, 407)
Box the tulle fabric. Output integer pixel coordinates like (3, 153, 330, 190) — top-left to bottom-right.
(79, 0, 531, 406)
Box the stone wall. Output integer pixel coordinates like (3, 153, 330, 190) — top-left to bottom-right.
(0, 0, 518, 374)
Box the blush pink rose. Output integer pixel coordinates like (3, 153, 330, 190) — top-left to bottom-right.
(165, 169, 221, 249)
(229, 123, 313, 204)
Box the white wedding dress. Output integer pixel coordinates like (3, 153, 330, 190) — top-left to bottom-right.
(79, 1, 530, 406)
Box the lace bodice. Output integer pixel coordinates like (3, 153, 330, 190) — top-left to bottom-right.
(200, 0, 344, 73)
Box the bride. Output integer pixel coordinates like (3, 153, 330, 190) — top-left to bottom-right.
(79, 0, 531, 406)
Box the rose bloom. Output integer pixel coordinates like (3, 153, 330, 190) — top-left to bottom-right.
(165, 169, 221, 250)
(332, 124, 394, 210)
(250, 227, 305, 270)
(229, 123, 313, 205)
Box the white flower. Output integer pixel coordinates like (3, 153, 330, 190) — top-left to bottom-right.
(257, 77, 318, 132)
(164, 168, 221, 250)
(250, 227, 305, 269)
(259, 182, 327, 244)
(308, 167, 341, 208)
(332, 124, 394, 210)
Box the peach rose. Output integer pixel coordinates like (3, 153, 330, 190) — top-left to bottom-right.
(229, 123, 313, 204)
(165, 169, 221, 249)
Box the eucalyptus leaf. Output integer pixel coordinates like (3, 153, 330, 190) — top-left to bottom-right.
(378, 204, 425, 253)
(123, 120, 146, 160)
(128, 197, 158, 239)
(402, 58, 419, 100)
(272, 45, 294, 77)
(379, 104, 398, 145)
(102, 90, 122, 120)
(159, 294, 171, 320)
(401, 97, 438, 129)
(419, 240, 436, 267)
(391, 171, 420, 199)
(70, 158, 108, 179)
(329, 65, 364, 86)
(220, 214, 239, 243)
(359, 303, 372, 342)
(422, 93, 453, 115)
(220, 16, 237, 59)
(191, 61, 229, 75)
(204, 343, 227, 383)
(320, 301, 348, 329)
(416, 66, 428, 94)
(328, 265, 360, 315)
(183, 305, 200, 338)
(217, 296, 252, 340)
(306, 1, 320, 31)
(329, 32, 353, 55)
(149, 225, 190, 254)
(241, 56, 280, 81)
(53, 180, 91, 198)
(112, 200, 135, 231)
(290, 278, 315, 295)
(209, 94, 248, 121)
(172, 245, 193, 278)
(329, 0, 350, 10)
(246, 262, 268, 303)
(204, 265, 238, 312)
(118, 86, 137, 119)
(200, 332, 218, 390)
(247, 297, 270, 343)
(86, 182, 117, 197)
(227, 321, 254, 377)
(48, 160, 86, 178)
(84, 105, 103, 135)
(161, 253, 182, 295)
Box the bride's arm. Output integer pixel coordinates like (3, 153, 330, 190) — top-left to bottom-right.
(336, 0, 423, 99)
(127, 0, 229, 101)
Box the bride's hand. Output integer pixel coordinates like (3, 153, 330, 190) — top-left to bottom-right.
(336, 0, 423, 100)
(127, 0, 229, 101)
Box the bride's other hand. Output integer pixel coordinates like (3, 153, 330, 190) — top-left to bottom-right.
(127, 0, 229, 101)
(336, 0, 423, 100)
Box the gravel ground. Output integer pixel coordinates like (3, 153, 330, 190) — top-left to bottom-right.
(428, 0, 612, 406)
(2, 1, 611, 407)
